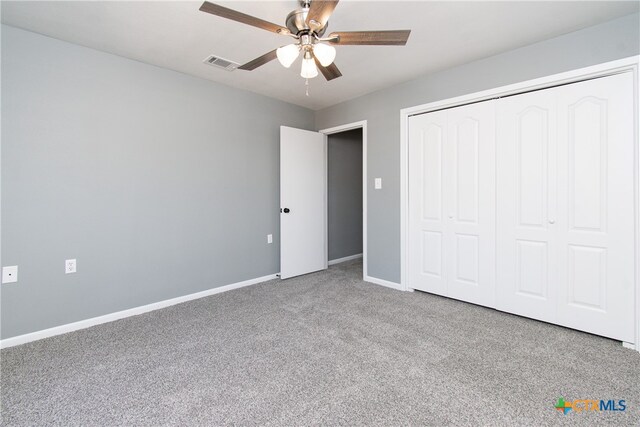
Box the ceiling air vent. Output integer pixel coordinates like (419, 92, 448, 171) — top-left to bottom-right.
(203, 55, 239, 71)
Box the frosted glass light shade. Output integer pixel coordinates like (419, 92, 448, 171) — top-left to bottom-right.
(313, 43, 336, 67)
(276, 44, 300, 68)
(300, 56, 318, 78)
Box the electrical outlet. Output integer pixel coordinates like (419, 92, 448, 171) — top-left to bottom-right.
(267, 234, 273, 244)
(2, 266, 18, 284)
(65, 259, 77, 274)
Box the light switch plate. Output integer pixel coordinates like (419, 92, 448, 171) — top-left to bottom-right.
(65, 259, 77, 274)
(267, 234, 273, 244)
(2, 266, 18, 284)
(375, 178, 382, 189)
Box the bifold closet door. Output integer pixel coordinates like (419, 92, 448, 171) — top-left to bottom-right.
(408, 109, 448, 296)
(446, 102, 496, 307)
(408, 100, 496, 307)
(496, 89, 558, 323)
(496, 72, 635, 342)
(555, 73, 635, 342)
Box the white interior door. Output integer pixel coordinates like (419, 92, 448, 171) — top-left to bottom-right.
(496, 72, 635, 342)
(555, 73, 635, 342)
(445, 101, 496, 307)
(408, 110, 448, 295)
(280, 126, 327, 279)
(408, 100, 496, 307)
(408, 71, 635, 343)
(496, 89, 558, 323)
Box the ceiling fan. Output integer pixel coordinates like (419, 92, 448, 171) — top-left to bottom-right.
(199, 0, 411, 81)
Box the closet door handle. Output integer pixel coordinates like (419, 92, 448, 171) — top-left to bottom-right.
(549, 219, 555, 224)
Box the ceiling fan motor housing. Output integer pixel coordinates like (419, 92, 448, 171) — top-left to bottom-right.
(285, 7, 327, 37)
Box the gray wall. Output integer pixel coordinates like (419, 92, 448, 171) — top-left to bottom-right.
(328, 129, 363, 261)
(0, 25, 314, 339)
(315, 13, 640, 284)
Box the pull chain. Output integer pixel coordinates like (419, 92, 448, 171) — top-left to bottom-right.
(305, 78, 310, 97)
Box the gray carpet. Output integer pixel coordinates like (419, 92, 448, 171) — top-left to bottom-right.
(2, 259, 639, 426)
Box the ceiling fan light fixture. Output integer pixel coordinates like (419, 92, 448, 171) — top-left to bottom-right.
(312, 43, 336, 67)
(276, 44, 300, 68)
(300, 51, 318, 79)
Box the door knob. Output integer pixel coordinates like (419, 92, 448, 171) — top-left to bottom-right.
(283, 208, 290, 213)
(549, 219, 555, 224)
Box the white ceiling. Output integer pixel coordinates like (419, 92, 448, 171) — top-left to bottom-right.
(2, 1, 638, 110)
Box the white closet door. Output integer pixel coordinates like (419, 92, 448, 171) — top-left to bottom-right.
(408, 110, 448, 295)
(496, 90, 558, 322)
(408, 101, 496, 306)
(445, 101, 496, 307)
(556, 73, 635, 342)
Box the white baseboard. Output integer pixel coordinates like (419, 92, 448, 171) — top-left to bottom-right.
(622, 341, 636, 350)
(328, 253, 363, 266)
(0, 273, 279, 349)
(364, 275, 404, 291)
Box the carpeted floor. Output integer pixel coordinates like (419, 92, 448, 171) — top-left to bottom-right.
(2, 259, 639, 426)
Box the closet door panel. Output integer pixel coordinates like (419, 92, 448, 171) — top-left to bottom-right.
(446, 101, 496, 307)
(556, 72, 635, 342)
(496, 90, 558, 322)
(408, 110, 448, 295)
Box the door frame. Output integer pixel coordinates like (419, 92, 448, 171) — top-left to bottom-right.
(399, 55, 640, 349)
(319, 120, 368, 279)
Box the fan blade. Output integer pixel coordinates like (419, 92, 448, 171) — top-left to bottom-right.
(314, 56, 342, 81)
(238, 49, 278, 71)
(306, 0, 339, 32)
(329, 30, 411, 45)
(199, 2, 290, 35)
